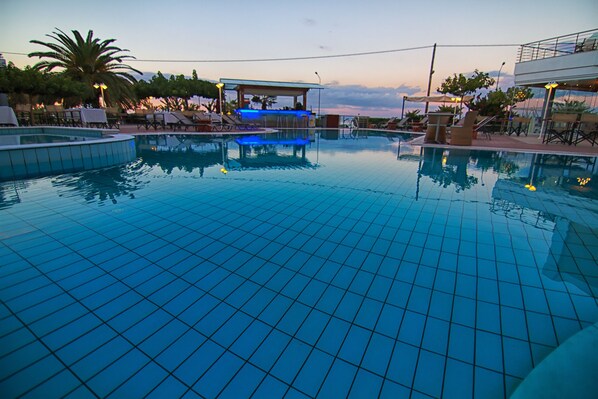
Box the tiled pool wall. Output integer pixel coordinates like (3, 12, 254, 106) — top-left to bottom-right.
(0, 134, 136, 181)
(0, 126, 111, 139)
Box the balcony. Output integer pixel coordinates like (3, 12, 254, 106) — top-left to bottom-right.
(514, 29, 598, 91)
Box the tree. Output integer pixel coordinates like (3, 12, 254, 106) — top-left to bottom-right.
(28, 28, 141, 106)
(469, 87, 533, 117)
(0, 62, 89, 106)
(202, 99, 217, 113)
(251, 95, 277, 110)
(469, 90, 508, 117)
(133, 70, 218, 110)
(437, 70, 495, 109)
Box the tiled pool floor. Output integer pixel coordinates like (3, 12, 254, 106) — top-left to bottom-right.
(1, 135, 597, 398)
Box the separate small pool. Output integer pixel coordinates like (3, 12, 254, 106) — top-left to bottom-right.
(0, 130, 596, 398)
(0, 127, 136, 181)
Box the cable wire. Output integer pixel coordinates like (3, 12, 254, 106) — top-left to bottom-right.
(1, 43, 520, 64)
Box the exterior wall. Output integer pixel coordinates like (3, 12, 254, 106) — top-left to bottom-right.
(514, 51, 598, 86)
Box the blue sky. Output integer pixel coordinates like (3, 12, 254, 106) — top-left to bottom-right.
(1, 0, 596, 116)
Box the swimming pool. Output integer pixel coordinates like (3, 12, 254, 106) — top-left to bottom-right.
(0, 131, 596, 398)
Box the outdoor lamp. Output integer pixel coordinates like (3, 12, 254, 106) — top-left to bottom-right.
(93, 83, 107, 107)
(496, 61, 505, 90)
(539, 82, 559, 141)
(216, 83, 224, 116)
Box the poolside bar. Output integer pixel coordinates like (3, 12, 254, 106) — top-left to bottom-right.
(219, 78, 323, 127)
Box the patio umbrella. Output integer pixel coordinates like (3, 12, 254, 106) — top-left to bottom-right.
(402, 95, 474, 118)
(404, 95, 473, 103)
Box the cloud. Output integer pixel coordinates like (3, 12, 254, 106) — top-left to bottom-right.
(303, 18, 316, 26)
(312, 83, 422, 116)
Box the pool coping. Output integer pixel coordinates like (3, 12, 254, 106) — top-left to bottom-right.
(0, 133, 135, 151)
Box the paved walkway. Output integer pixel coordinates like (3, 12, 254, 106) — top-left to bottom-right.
(466, 134, 597, 156)
(417, 133, 598, 157)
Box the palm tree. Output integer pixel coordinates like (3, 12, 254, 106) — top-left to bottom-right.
(553, 99, 593, 114)
(28, 28, 141, 106)
(251, 95, 277, 110)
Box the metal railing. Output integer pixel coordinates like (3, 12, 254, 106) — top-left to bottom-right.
(516, 29, 598, 62)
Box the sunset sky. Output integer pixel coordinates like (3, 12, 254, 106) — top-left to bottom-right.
(1, 0, 596, 116)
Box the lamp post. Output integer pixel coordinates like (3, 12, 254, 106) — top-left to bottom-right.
(93, 83, 107, 107)
(216, 83, 224, 116)
(450, 97, 461, 118)
(496, 61, 505, 90)
(424, 43, 437, 115)
(539, 81, 558, 141)
(315, 72, 321, 123)
(216, 82, 225, 129)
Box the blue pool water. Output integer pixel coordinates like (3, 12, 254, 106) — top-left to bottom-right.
(1, 131, 597, 398)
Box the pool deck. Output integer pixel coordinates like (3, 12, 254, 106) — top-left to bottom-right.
(118, 125, 598, 157)
(451, 134, 598, 157)
(118, 125, 277, 137)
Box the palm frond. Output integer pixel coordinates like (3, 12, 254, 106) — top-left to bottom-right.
(28, 28, 141, 105)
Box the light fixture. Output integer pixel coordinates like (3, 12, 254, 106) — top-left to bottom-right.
(577, 177, 591, 186)
(544, 82, 558, 90)
(93, 83, 108, 107)
(496, 61, 505, 90)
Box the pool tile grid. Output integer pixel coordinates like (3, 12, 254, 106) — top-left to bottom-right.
(1, 191, 592, 328)
(1, 154, 598, 398)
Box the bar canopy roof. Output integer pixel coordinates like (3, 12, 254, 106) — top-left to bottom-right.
(219, 78, 323, 97)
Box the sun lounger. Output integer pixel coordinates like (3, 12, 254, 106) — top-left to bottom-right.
(223, 114, 259, 130)
(171, 111, 218, 132)
(396, 117, 410, 130)
(0, 106, 19, 127)
(189, 112, 216, 132)
(474, 115, 498, 140)
(377, 117, 410, 130)
(377, 117, 397, 129)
